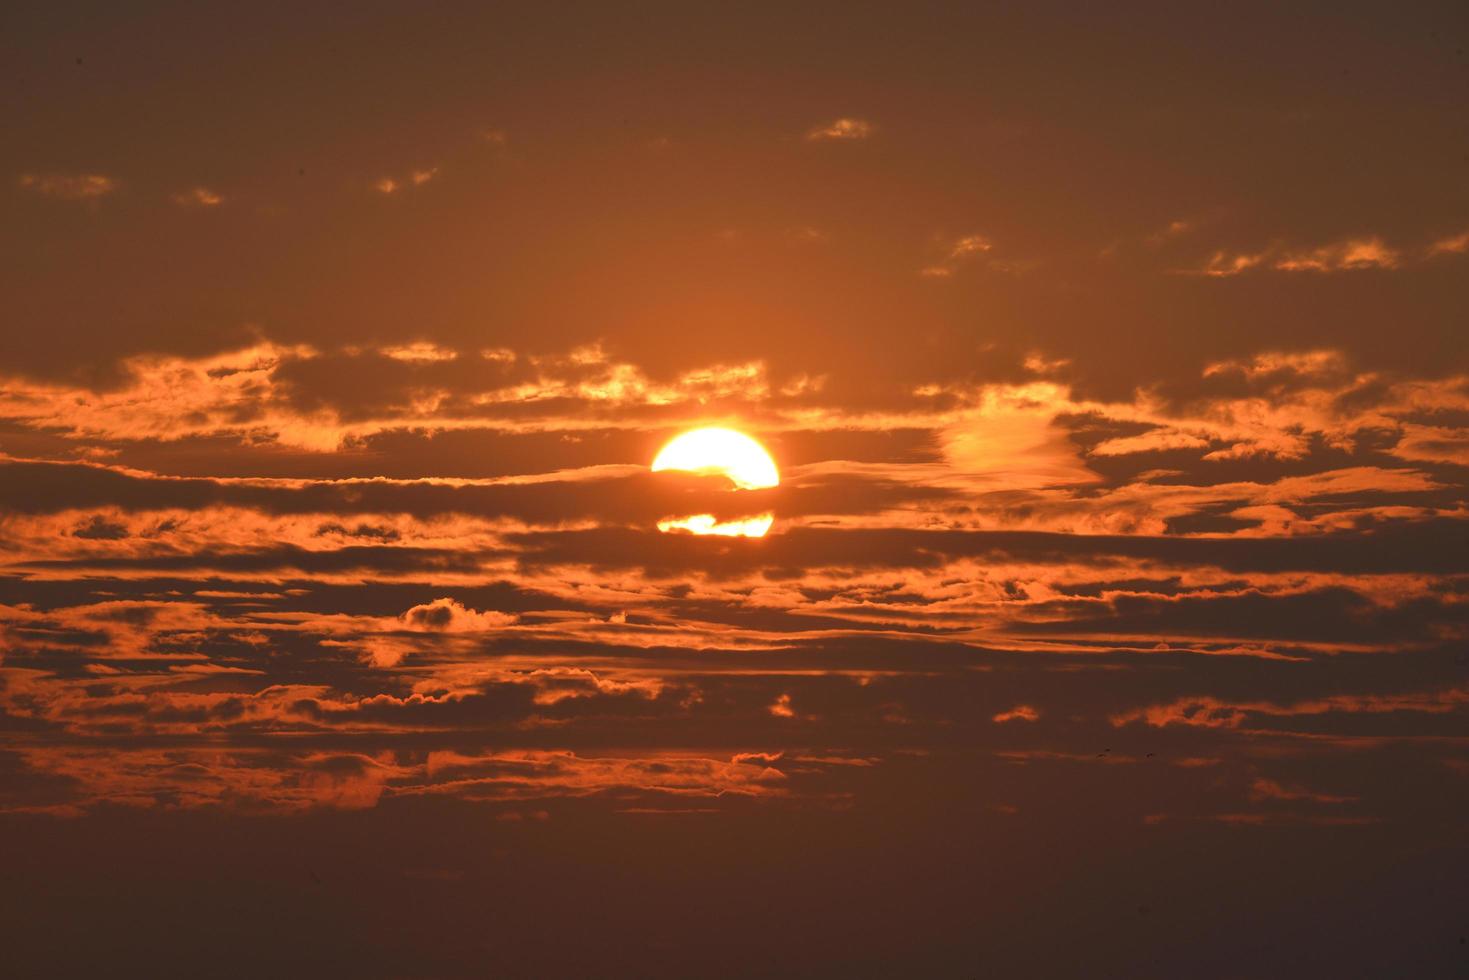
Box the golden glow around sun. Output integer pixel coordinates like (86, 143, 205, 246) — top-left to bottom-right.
(651, 427, 778, 537)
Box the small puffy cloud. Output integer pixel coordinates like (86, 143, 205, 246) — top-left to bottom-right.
(171, 187, 223, 207)
(523, 667, 662, 705)
(922, 233, 999, 278)
(1427, 230, 1469, 257)
(806, 117, 874, 141)
(768, 693, 796, 718)
(400, 598, 517, 632)
(992, 705, 1040, 723)
(1023, 353, 1071, 376)
(18, 173, 117, 200)
(949, 235, 993, 259)
(1146, 219, 1193, 245)
(358, 637, 414, 669)
(378, 168, 439, 194)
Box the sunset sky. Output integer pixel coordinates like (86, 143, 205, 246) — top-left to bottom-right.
(3, 3, 1468, 976)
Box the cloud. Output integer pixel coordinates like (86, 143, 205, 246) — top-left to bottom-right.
(400, 598, 518, 632)
(920, 233, 1029, 278)
(1390, 424, 1469, 466)
(380, 341, 458, 363)
(0, 341, 788, 451)
(1146, 219, 1193, 245)
(4, 747, 407, 813)
(1183, 232, 1467, 276)
(949, 235, 993, 258)
(1195, 249, 1269, 277)
(806, 118, 874, 141)
(1062, 351, 1469, 463)
(71, 514, 130, 540)
(0, 337, 1464, 830)
(1201, 349, 1346, 379)
(412, 750, 790, 803)
(376, 168, 438, 194)
(171, 187, 223, 207)
(1273, 237, 1400, 272)
(1427, 229, 1469, 257)
(18, 173, 117, 200)
(1111, 688, 1469, 730)
(8, 336, 1454, 482)
(1248, 777, 1355, 805)
(1088, 430, 1211, 456)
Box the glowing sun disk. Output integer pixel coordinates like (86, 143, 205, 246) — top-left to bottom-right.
(651, 427, 779, 490)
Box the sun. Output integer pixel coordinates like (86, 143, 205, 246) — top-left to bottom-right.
(651, 427, 778, 536)
(652, 427, 779, 490)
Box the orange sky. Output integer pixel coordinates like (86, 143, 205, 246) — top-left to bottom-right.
(2, 3, 1468, 976)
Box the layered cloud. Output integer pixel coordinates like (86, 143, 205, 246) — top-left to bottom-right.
(1, 333, 1464, 823)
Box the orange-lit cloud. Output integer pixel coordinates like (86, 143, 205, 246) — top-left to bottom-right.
(1185, 231, 1469, 276)
(171, 186, 224, 207)
(806, 117, 874, 141)
(1273, 237, 1400, 272)
(380, 341, 459, 362)
(375, 168, 437, 194)
(400, 598, 518, 632)
(1426, 230, 1469, 257)
(18, 172, 117, 199)
(1111, 688, 1469, 730)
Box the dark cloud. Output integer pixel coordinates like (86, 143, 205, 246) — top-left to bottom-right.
(507, 521, 1469, 577)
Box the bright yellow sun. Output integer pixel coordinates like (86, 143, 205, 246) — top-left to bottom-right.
(650, 427, 778, 537)
(651, 427, 779, 490)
